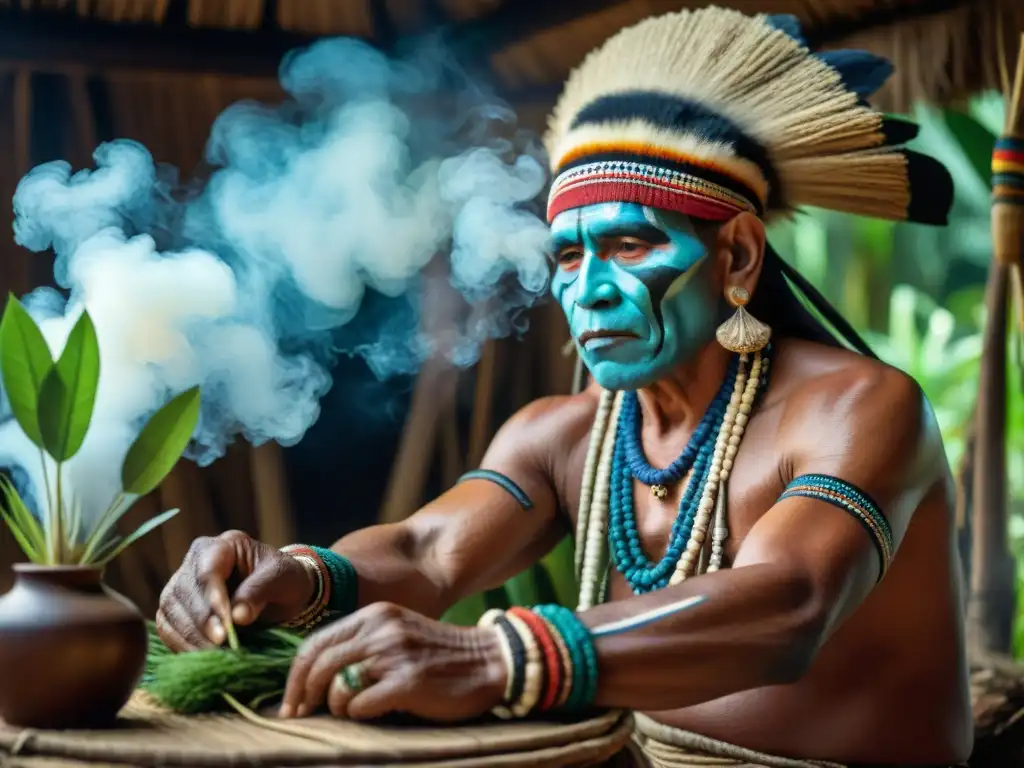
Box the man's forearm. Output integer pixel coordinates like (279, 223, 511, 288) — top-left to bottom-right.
(580, 564, 826, 712)
(330, 522, 458, 620)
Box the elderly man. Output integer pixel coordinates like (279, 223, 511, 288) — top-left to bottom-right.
(158, 8, 972, 766)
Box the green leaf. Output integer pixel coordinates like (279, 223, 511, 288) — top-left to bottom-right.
(440, 592, 488, 626)
(540, 535, 579, 607)
(483, 587, 511, 611)
(92, 508, 179, 566)
(121, 387, 201, 496)
(0, 505, 40, 561)
(942, 110, 997, 188)
(503, 567, 541, 608)
(0, 474, 45, 562)
(0, 296, 53, 446)
(532, 562, 560, 606)
(79, 493, 134, 564)
(35, 312, 99, 462)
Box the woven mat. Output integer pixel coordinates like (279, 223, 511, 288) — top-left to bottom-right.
(0, 693, 634, 768)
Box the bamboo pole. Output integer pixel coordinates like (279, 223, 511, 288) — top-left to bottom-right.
(967, 31, 1024, 655)
(969, 263, 1013, 653)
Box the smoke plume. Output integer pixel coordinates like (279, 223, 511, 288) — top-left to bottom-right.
(0, 38, 552, 523)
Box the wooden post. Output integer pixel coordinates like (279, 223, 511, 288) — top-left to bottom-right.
(967, 32, 1024, 655)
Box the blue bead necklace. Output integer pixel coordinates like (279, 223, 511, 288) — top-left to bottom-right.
(621, 359, 738, 499)
(608, 356, 740, 594)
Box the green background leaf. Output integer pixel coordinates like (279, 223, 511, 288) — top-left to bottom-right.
(36, 311, 100, 462)
(0, 296, 53, 446)
(121, 387, 201, 496)
(942, 109, 997, 187)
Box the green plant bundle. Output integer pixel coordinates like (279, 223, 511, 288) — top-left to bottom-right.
(0, 295, 202, 566)
(142, 621, 302, 714)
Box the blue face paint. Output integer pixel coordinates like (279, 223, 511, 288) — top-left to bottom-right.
(549, 202, 719, 390)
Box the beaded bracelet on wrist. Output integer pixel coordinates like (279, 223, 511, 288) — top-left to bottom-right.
(479, 604, 597, 719)
(480, 609, 527, 719)
(278, 544, 359, 632)
(508, 607, 563, 712)
(503, 612, 545, 717)
(278, 545, 332, 633)
(541, 614, 574, 709)
(533, 604, 598, 713)
(310, 545, 359, 615)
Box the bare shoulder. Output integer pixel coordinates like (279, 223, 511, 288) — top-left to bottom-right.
(771, 339, 944, 487)
(484, 387, 603, 474)
(773, 338, 925, 409)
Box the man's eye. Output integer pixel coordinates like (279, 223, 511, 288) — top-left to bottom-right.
(557, 249, 583, 267)
(616, 239, 649, 256)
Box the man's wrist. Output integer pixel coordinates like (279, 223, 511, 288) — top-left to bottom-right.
(279, 545, 331, 632)
(291, 553, 320, 609)
(308, 545, 359, 616)
(479, 605, 599, 719)
(277, 544, 360, 631)
(475, 625, 510, 710)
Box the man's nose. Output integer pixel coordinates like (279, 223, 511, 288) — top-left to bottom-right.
(574, 255, 621, 310)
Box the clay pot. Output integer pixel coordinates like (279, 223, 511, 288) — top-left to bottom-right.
(0, 564, 147, 729)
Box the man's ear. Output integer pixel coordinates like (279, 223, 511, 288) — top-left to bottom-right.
(714, 212, 766, 298)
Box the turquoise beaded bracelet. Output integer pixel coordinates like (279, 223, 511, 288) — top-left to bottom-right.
(310, 546, 360, 616)
(533, 604, 598, 713)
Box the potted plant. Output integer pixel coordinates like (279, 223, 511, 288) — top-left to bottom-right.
(0, 295, 200, 729)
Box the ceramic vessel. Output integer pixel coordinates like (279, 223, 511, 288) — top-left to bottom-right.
(0, 564, 147, 729)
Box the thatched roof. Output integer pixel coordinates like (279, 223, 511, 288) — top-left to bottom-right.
(3, 0, 1022, 114)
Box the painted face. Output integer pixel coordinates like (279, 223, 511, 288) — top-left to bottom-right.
(549, 202, 719, 390)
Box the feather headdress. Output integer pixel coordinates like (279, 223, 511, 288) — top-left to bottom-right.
(544, 7, 955, 228)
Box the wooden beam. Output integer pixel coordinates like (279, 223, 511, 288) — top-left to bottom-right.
(443, 0, 625, 61)
(0, 8, 318, 77)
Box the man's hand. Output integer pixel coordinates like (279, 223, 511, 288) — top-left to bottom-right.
(280, 602, 507, 721)
(156, 530, 316, 652)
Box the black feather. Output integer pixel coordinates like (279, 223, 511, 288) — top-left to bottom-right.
(816, 50, 894, 99)
(904, 150, 956, 226)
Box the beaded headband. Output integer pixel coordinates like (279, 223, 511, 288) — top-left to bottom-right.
(544, 7, 955, 227)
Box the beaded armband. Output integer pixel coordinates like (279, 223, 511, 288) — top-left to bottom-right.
(778, 474, 893, 580)
(478, 604, 598, 719)
(457, 469, 534, 510)
(279, 544, 359, 632)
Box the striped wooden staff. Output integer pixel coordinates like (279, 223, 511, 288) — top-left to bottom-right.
(969, 28, 1024, 655)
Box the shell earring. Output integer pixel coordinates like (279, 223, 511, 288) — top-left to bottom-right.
(716, 286, 771, 354)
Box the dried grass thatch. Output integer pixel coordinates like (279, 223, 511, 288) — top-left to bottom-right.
(2, 1, 1021, 113)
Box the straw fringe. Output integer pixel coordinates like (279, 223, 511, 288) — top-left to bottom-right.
(833, 0, 1024, 113)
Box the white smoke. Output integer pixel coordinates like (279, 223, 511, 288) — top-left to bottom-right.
(0, 38, 552, 524)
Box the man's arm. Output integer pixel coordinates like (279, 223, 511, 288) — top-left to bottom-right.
(577, 367, 942, 712)
(326, 394, 592, 619)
